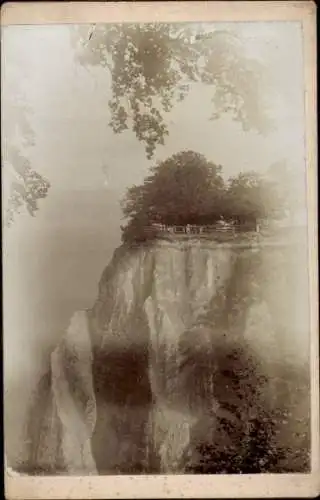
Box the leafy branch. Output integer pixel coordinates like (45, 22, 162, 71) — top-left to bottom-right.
(74, 23, 274, 159)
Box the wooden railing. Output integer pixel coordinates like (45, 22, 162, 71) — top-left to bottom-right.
(150, 222, 257, 234)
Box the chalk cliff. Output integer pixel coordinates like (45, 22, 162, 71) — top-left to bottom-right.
(15, 238, 310, 475)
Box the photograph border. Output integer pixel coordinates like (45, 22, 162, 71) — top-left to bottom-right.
(2, 2, 318, 498)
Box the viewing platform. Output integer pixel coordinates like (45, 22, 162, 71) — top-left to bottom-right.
(146, 222, 307, 247)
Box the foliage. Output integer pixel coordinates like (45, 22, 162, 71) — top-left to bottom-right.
(121, 150, 226, 242)
(120, 150, 286, 243)
(185, 411, 284, 474)
(4, 23, 275, 226)
(74, 23, 274, 159)
(223, 170, 283, 224)
(183, 371, 310, 473)
(3, 148, 51, 227)
(2, 89, 50, 228)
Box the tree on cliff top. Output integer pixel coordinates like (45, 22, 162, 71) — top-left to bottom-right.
(121, 150, 226, 241)
(223, 171, 283, 225)
(121, 151, 286, 243)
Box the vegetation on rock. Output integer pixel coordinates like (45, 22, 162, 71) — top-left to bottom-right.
(120, 150, 285, 242)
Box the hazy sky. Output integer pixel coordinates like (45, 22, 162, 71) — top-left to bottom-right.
(2, 21, 305, 194)
(2, 20, 307, 391)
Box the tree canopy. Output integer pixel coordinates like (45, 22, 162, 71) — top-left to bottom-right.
(223, 171, 281, 224)
(120, 150, 284, 243)
(74, 23, 274, 159)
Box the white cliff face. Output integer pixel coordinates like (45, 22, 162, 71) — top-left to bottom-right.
(51, 311, 97, 474)
(19, 238, 310, 474)
(92, 239, 308, 366)
(142, 241, 237, 471)
(93, 241, 236, 350)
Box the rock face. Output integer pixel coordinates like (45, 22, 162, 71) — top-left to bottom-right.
(15, 238, 310, 474)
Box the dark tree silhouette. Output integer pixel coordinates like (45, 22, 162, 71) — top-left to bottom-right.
(120, 150, 226, 242)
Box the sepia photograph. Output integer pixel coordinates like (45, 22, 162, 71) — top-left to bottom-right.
(2, 1, 318, 498)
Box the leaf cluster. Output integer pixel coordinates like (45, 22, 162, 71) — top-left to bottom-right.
(75, 24, 273, 159)
(3, 92, 51, 227)
(4, 148, 51, 227)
